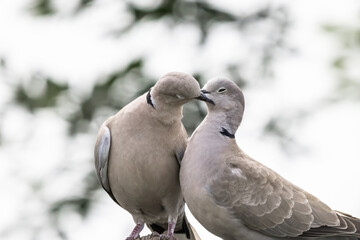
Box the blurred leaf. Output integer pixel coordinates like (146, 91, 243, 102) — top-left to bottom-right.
(50, 171, 99, 219)
(263, 111, 308, 155)
(264, 117, 288, 138)
(14, 75, 68, 111)
(103, 59, 144, 88)
(0, 57, 6, 69)
(30, 0, 55, 16)
(227, 64, 247, 88)
(182, 100, 207, 134)
(75, 0, 95, 13)
(322, 24, 340, 33)
(127, 0, 173, 22)
(332, 56, 345, 69)
(68, 59, 145, 134)
(325, 16, 360, 101)
(50, 197, 91, 217)
(118, 0, 285, 44)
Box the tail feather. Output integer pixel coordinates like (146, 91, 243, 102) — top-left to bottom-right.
(301, 211, 360, 238)
(337, 211, 360, 236)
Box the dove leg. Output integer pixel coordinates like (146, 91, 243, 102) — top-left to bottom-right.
(126, 221, 144, 240)
(167, 217, 177, 237)
(158, 217, 177, 240)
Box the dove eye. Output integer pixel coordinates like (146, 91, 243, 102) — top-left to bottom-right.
(217, 88, 227, 94)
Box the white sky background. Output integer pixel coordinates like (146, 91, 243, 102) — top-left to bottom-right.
(0, 0, 360, 240)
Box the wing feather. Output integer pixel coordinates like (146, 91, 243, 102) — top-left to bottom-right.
(94, 125, 119, 205)
(207, 153, 360, 238)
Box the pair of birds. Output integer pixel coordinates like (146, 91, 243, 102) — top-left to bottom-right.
(94, 72, 360, 240)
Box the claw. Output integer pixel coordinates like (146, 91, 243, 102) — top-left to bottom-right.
(150, 231, 161, 238)
(158, 234, 176, 240)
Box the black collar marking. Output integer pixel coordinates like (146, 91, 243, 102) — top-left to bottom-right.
(146, 89, 156, 109)
(220, 127, 235, 139)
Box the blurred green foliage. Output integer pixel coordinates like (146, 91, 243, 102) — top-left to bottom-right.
(12, 0, 292, 139)
(2, 2, 359, 238)
(122, 0, 277, 43)
(0, 2, 355, 239)
(6, 2, 360, 239)
(15, 74, 69, 111)
(30, 0, 55, 16)
(323, 17, 360, 101)
(3, 0, 293, 239)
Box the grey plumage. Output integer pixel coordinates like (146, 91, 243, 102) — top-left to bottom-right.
(94, 72, 202, 240)
(180, 77, 360, 240)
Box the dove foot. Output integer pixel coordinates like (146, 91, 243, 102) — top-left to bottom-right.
(159, 235, 176, 240)
(150, 231, 161, 238)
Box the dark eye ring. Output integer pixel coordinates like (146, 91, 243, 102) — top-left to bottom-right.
(217, 88, 227, 93)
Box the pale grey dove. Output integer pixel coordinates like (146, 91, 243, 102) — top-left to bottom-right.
(94, 72, 205, 240)
(180, 77, 360, 240)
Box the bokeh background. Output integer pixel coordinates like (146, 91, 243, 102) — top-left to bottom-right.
(1, 0, 360, 239)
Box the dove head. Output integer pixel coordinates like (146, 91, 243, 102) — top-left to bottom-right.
(201, 77, 245, 133)
(151, 72, 202, 106)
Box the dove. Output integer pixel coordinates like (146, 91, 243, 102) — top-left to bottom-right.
(94, 72, 205, 240)
(180, 77, 360, 240)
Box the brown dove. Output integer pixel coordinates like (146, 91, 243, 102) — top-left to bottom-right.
(95, 72, 206, 240)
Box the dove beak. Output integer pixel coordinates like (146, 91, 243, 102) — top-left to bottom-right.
(195, 90, 215, 105)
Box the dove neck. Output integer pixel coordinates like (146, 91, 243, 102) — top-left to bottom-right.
(147, 90, 184, 125)
(152, 101, 183, 125)
(206, 110, 242, 136)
